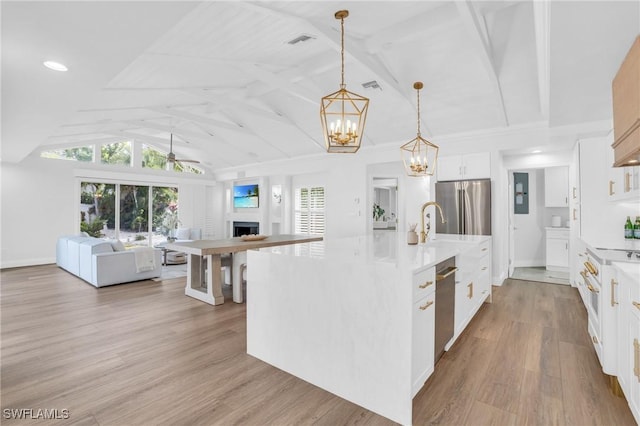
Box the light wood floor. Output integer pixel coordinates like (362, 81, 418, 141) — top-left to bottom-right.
(1, 265, 635, 425)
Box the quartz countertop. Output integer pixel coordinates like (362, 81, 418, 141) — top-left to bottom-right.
(583, 236, 640, 252)
(582, 236, 640, 264)
(258, 232, 491, 274)
(612, 262, 640, 283)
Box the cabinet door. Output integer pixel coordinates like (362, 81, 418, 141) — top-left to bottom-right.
(628, 312, 640, 423)
(462, 152, 491, 180)
(618, 273, 631, 399)
(546, 238, 569, 268)
(545, 166, 569, 207)
(436, 156, 463, 182)
(412, 294, 435, 397)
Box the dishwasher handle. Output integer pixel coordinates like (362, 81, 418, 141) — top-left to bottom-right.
(436, 266, 458, 280)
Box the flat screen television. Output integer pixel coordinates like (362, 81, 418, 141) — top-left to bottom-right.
(233, 184, 259, 208)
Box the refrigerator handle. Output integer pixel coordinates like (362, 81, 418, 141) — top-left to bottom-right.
(458, 188, 465, 234)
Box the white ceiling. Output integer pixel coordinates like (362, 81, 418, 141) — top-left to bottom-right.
(2, 1, 638, 173)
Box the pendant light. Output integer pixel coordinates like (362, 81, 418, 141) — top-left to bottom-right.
(400, 82, 439, 176)
(320, 10, 369, 154)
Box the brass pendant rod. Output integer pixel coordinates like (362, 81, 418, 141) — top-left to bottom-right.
(416, 88, 421, 137)
(340, 15, 345, 88)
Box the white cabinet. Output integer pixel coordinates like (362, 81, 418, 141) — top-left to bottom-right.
(453, 239, 492, 340)
(437, 152, 490, 181)
(411, 267, 436, 397)
(411, 292, 435, 397)
(544, 166, 569, 207)
(546, 228, 569, 271)
(607, 141, 640, 201)
(614, 263, 640, 424)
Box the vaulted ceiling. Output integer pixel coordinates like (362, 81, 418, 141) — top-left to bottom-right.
(2, 1, 638, 173)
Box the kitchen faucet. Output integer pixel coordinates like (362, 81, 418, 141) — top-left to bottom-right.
(420, 201, 446, 243)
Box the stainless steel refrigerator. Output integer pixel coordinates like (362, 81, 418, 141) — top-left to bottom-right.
(435, 179, 491, 235)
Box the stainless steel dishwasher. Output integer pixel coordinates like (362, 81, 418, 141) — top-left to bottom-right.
(435, 257, 457, 363)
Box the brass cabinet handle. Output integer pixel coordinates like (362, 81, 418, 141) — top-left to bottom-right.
(633, 301, 640, 311)
(609, 180, 615, 195)
(584, 261, 598, 276)
(436, 267, 458, 280)
(634, 339, 640, 381)
(579, 270, 587, 279)
(418, 281, 433, 289)
(587, 283, 599, 294)
(572, 187, 577, 199)
(625, 172, 631, 193)
(467, 282, 473, 299)
(573, 208, 577, 220)
(482, 247, 488, 251)
(611, 279, 618, 307)
(419, 300, 434, 310)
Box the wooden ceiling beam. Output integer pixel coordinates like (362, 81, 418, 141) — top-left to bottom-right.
(455, 0, 509, 127)
(533, 0, 550, 120)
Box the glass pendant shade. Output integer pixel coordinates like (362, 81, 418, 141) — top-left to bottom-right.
(320, 10, 369, 154)
(400, 82, 439, 176)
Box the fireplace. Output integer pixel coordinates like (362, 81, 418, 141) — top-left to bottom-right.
(233, 221, 259, 237)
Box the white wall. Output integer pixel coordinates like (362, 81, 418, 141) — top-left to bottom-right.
(1, 156, 217, 268)
(512, 169, 546, 267)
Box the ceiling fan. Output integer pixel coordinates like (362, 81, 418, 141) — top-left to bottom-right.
(166, 133, 200, 169)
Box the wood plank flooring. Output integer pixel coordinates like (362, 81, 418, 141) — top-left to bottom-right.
(1, 265, 635, 425)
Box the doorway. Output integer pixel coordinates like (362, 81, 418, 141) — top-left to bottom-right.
(508, 167, 570, 285)
(372, 178, 398, 231)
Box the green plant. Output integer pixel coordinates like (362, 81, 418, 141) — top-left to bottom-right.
(80, 219, 105, 238)
(373, 203, 385, 221)
(134, 234, 146, 241)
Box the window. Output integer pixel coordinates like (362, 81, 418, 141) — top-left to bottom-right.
(295, 186, 325, 235)
(142, 143, 204, 174)
(80, 181, 178, 246)
(101, 141, 131, 166)
(80, 183, 115, 238)
(41, 146, 93, 162)
(142, 144, 168, 171)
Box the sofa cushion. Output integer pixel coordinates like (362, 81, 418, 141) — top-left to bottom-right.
(110, 240, 126, 252)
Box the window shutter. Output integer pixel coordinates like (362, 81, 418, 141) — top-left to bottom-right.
(295, 186, 325, 236)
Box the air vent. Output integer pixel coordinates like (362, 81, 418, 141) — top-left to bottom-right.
(362, 80, 381, 90)
(287, 34, 315, 45)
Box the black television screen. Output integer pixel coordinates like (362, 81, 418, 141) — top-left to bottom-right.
(233, 184, 259, 208)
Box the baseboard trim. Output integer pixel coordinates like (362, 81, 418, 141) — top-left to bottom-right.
(1, 258, 56, 270)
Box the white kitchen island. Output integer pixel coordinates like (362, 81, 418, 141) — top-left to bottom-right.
(246, 232, 492, 425)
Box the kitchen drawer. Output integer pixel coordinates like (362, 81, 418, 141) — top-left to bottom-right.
(413, 267, 436, 300)
(546, 228, 569, 239)
(589, 318, 603, 365)
(412, 294, 435, 396)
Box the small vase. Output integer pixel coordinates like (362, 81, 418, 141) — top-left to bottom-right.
(407, 230, 418, 245)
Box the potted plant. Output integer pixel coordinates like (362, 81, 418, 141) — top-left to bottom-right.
(373, 203, 385, 222)
(162, 202, 181, 241)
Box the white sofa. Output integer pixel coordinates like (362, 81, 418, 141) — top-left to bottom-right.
(56, 235, 162, 287)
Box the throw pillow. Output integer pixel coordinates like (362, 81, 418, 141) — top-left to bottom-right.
(110, 240, 126, 252)
(175, 228, 191, 240)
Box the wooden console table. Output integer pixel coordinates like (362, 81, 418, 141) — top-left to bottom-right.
(165, 234, 322, 305)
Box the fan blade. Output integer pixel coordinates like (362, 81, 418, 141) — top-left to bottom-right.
(175, 158, 200, 164)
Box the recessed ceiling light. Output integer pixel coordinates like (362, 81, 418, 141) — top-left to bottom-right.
(531, 150, 542, 154)
(43, 61, 68, 72)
